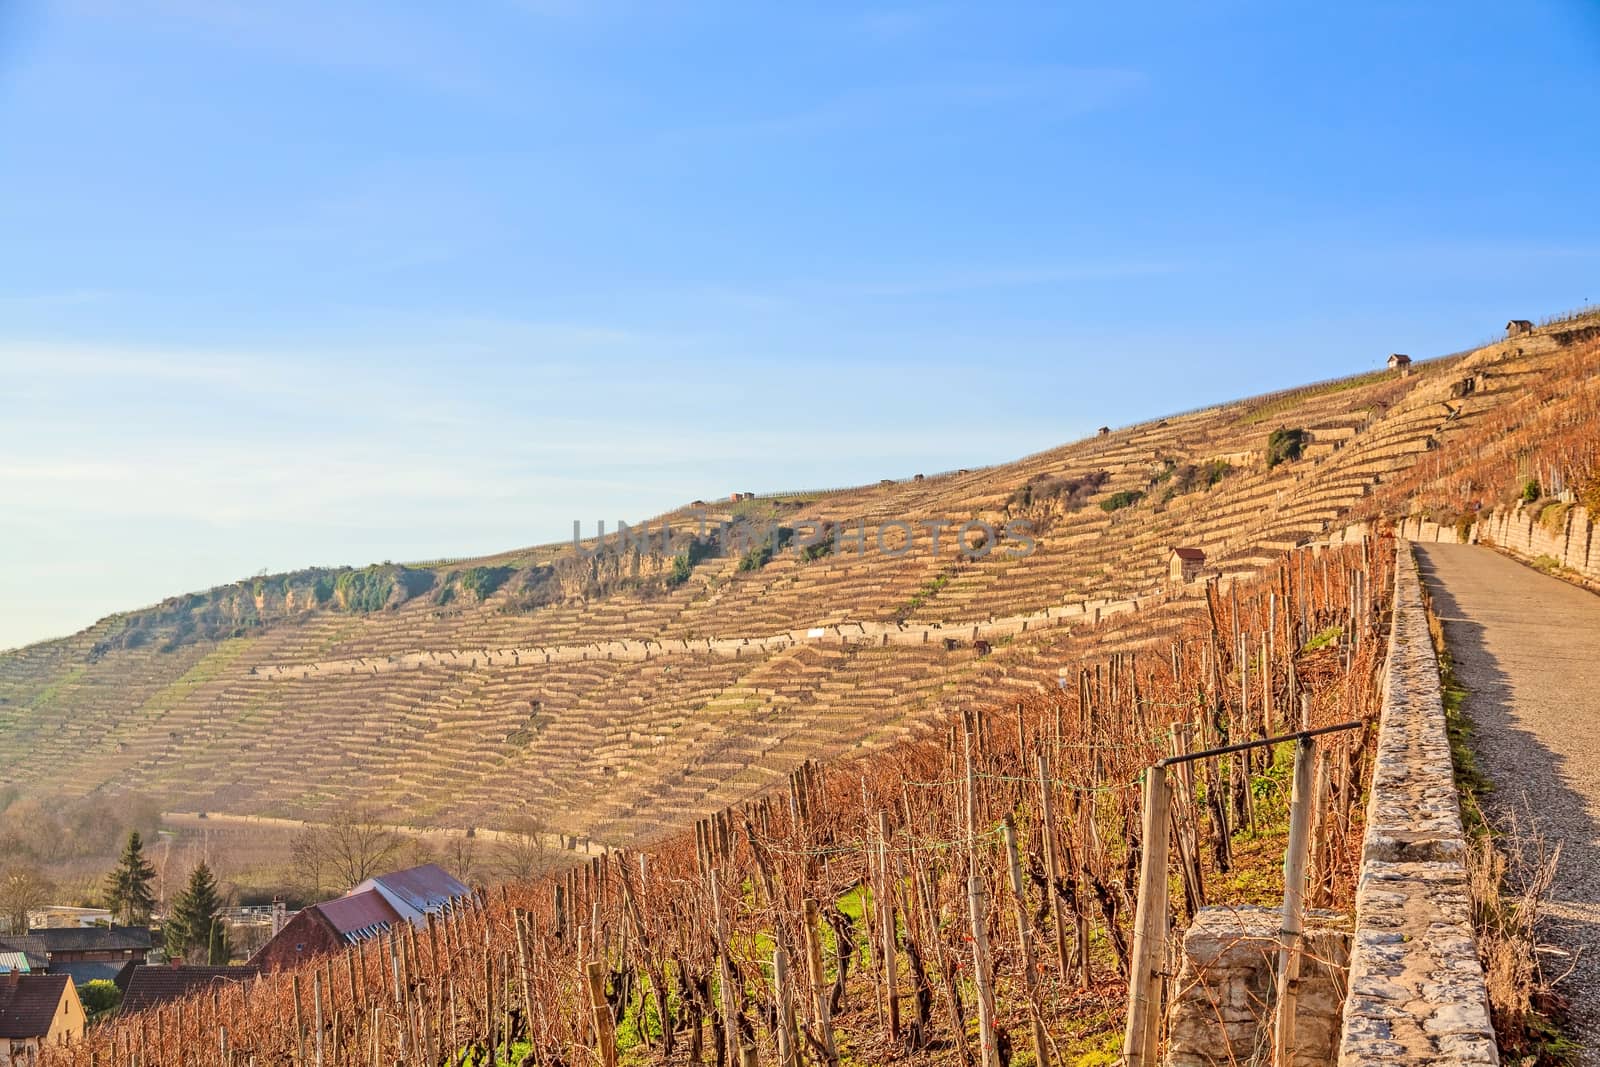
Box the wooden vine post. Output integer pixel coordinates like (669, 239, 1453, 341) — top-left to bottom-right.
(773, 946, 799, 1067)
(1273, 735, 1317, 1065)
(1001, 813, 1049, 1067)
(1121, 763, 1172, 1067)
(312, 970, 325, 1067)
(877, 809, 901, 1044)
(1035, 753, 1081, 985)
(292, 972, 307, 1067)
(961, 710, 1000, 1067)
(801, 898, 840, 1067)
(586, 960, 619, 1067)
(1168, 727, 1206, 918)
(712, 869, 741, 1065)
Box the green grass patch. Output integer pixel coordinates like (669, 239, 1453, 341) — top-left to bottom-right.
(22, 664, 87, 712)
(1301, 625, 1342, 652)
(1236, 369, 1390, 426)
(898, 573, 950, 618)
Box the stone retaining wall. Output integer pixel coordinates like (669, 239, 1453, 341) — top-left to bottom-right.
(1336, 542, 1496, 1064)
(1397, 504, 1600, 586)
(1167, 906, 1350, 1066)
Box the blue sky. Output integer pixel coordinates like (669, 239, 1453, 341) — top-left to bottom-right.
(2, 0, 1598, 650)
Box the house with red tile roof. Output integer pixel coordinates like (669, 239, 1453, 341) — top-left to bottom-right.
(0, 971, 84, 1064)
(352, 864, 471, 927)
(246, 888, 403, 973)
(247, 865, 470, 973)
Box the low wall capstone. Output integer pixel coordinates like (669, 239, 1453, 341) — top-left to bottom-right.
(1336, 542, 1496, 1064)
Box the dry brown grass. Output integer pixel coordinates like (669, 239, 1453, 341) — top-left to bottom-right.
(1464, 796, 1576, 1062)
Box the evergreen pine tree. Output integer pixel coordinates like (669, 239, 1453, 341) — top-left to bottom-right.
(206, 916, 232, 965)
(165, 861, 224, 963)
(104, 831, 157, 926)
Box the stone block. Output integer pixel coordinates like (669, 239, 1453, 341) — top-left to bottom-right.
(1166, 905, 1351, 1067)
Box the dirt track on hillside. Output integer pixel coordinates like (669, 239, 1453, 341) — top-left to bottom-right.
(1415, 543, 1600, 1061)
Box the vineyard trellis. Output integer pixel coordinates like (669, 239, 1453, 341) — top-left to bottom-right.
(48, 538, 1397, 1067)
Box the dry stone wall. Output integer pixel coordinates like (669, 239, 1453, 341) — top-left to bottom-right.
(1166, 906, 1351, 1067)
(1336, 542, 1496, 1064)
(247, 590, 1165, 680)
(1397, 504, 1600, 586)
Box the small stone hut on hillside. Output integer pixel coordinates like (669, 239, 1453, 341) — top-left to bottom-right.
(1169, 547, 1206, 585)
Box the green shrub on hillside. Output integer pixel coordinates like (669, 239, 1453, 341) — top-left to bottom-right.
(1007, 470, 1110, 512)
(1156, 459, 1234, 503)
(335, 567, 394, 613)
(1302, 625, 1342, 651)
(1100, 490, 1144, 513)
(738, 527, 794, 572)
(802, 537, 833, 562)
(667, 537, 714, 587)
(250, 577, 270, 600)
(459, 566, 515, 601)
(1200, 458, 1233, 489)
(1266, 427, 1310, 468)
(1521, 478, 1541, 504)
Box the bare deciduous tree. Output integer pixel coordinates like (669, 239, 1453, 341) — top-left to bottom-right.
(289, 808, 406, 895)
(442, 832, 480, 886)
(492, 815, 551, 882)
(0, 865, 54, 934)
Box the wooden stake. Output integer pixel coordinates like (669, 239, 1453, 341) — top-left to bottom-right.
(961, 710, 999, 1067)
(586, 960, 619, 1067)
(801, 898, 840, 1067)
(1002, 814, 1049, 1067)
(313, 971, 324, 1067)
(877, 809, 901, 1044)
(773, 945, 799, 1067)
(1122, 765, 1172, 1067)
(712, 871, 740, 1066)
(1274, 737, 1317, 1065)
(292, 973, 306, 1067)
(1168, 727, 1206, 918)
(1035, 754, 1077, 984)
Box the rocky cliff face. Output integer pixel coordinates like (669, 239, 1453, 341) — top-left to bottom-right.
(86, 539, 722, 659)
(89, 563, 436, 656)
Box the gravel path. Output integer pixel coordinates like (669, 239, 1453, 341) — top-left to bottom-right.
(1415, 542, 1600, 1061)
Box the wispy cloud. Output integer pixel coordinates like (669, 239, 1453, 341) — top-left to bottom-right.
(654, 260, 1180, 310)
(839, 261, 1180, 297)
(62, 0, 489, 94)
(0, 341, 267, 385)
(661, 65, 1147, 143)
(0, 288, 119, 309)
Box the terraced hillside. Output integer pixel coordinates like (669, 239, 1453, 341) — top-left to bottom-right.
(1, 320, 1583, 846)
